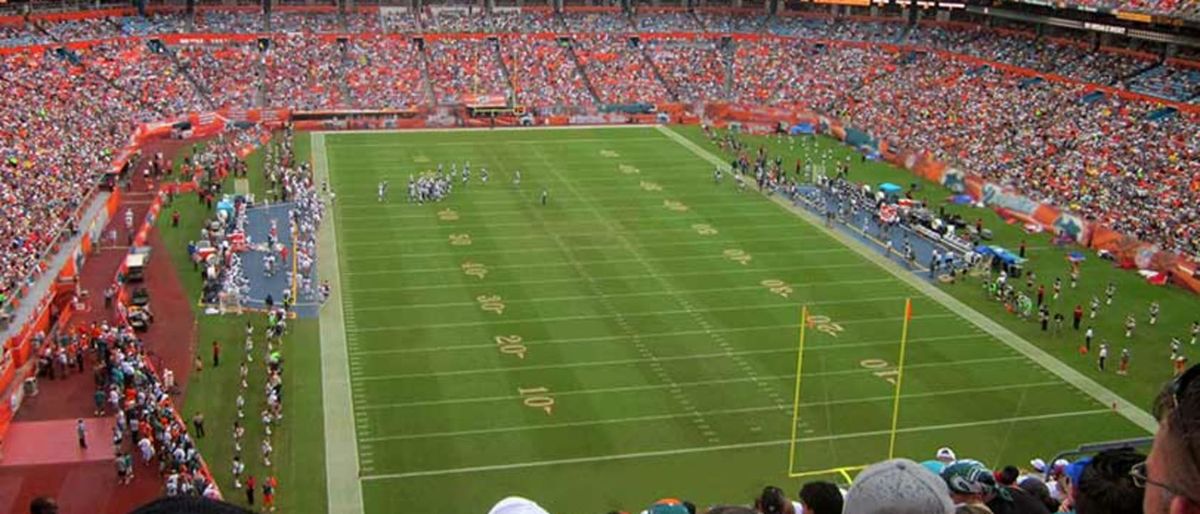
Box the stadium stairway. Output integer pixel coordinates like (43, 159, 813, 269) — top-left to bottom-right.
(722, 39, 735, 100)
(416, 42, 437, 108)
(639, 39, 680, 103)
(335, 43, 353, 109)
(1145, 106, 1179, 122)
(164, 42, 218, 111)
(1123, 62, 1164, 86)
(254, 45, 268, 108)
(492, 37, 516, 98)
(565, 38, 603, 105)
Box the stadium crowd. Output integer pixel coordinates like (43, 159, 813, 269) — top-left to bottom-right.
(344, 37, 428, 109)
(574, 34, 671, 104)
(2, 8, 1200, 321)
(424, 38, 508, 105)
(501, 36, 595, 108)
(644, 37, 728, 104)
(7, 7, 1200, 513)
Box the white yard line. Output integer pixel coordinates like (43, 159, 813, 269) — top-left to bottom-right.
(339, 220, 807, 247)
(355, 348, 1022, 382)
(359, 409, 1112, 480)
(324, 124, 654, 136)
(313, 133, 366, 514)
(338, 209, 788, 233)
(655, 125, 1158, 433)
(350, 271, 899, 295)
(346, 261, 865, 281)
(345, 233, 832, 261)
(345, 305, 957, 334)
(329, 137, 665, 147)
(335, 190, 749, 207)
(354, 349, 1017, 410)
(360, 381, 1061, 442)
(337, 200, 797, 220)
(349, 284, 904, 312)
(343, 247, 852, 277)
(350, 329, 986, 358)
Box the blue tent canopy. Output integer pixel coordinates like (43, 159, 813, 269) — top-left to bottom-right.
(975, 245, 1026, 266)
(790, 123, 815, 135)
(879, 183, 902, 194)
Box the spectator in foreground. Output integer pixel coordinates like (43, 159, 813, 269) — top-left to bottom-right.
(1143, 364, 1200, 514)
(844, 458, 954, 514)
(753, 486, 795, 514)
(30, 497, 57, 514)
(943, 460, 1049, 514)
(486, 496, 550, 514)
(129, 497, 252, 514)
(1073, 448, 1143, 514)
(797, 481, 843, 514)
(704, 508, 756, 514)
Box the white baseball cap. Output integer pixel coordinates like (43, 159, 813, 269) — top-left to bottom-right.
(935, 447, 957, 463)
(488, 497, 551, 514)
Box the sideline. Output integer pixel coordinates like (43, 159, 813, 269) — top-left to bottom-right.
(314, 132, 366, 514)
(655, 125, 1158, 434)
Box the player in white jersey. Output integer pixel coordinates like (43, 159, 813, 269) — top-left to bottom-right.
(513, 170, 521, 187)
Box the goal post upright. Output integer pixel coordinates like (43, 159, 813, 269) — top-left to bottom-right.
(887, 298, 914, 459)
(787, 305, 808, 477)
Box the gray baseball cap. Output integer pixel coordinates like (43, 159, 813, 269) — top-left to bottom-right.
(844, 459, 955, 514)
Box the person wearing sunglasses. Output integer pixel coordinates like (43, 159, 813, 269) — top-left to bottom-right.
(1140, 364, 1200, 514)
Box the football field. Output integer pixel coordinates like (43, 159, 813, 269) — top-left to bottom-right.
(315, 126, 1149, 513)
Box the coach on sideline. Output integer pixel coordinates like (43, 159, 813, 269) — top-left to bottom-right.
(1144, 364, 1200, 514)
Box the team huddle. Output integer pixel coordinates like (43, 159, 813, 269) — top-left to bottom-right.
(374, 162, 503, 204)
(372, 162, 549, 207)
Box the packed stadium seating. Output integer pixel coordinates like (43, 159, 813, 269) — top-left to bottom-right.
(500, 36, 594, 109)
(424, 37, 508, 104)
(175, 41, 262, 110)
(343, 37, 428, 109)
(264, 35, 346, 110)
(573, 33, 671, 104)
(644, 36, 728, 104)
(1, 6, 1199, 315)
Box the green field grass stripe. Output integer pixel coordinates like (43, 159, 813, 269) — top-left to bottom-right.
(348, 268, 895, 293)
(358, 353, 1024, 382)
(656, 125, 1158, 434)
(349, 325, 987, 357)
(359, 381, 1063, 442)
(351, 289, 909, 312)
(314, 132, 366, 514)
(359, 408, 1112, 481)
(346, 308, 955, 333)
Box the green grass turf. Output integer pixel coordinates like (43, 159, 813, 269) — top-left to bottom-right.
(323, 127, 1152, 513)
(674, 125, 1196, 411)
(155, 134, 327, 512)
